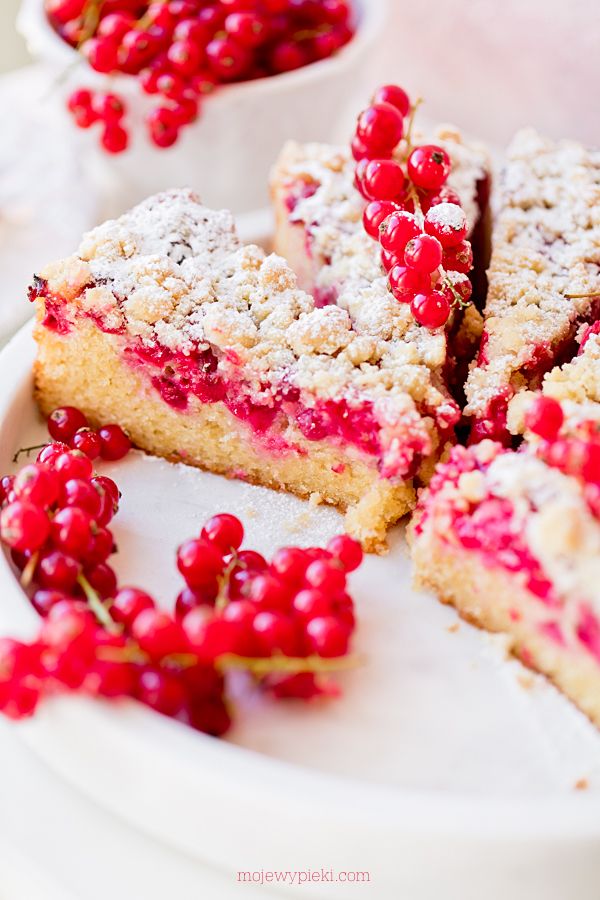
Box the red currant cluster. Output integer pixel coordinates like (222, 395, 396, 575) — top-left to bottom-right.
(352, 84, 474, 330)
(48, 0, 355, 153)
(67, 88, 129, 153)
(525, 395, 600, 517)
(0, 406, 362, 731)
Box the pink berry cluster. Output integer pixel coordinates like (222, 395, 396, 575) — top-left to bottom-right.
(48, 0, 355, 153)
(525, 395, 600, 517)
(0, 406, 362, 731)
(352, 84, 474, 330)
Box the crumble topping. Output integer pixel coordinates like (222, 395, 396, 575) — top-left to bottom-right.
(465, 129, 600, 419)
(38, 189, 453, 425)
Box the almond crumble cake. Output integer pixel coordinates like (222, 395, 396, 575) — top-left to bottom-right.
(270, 125, 490, 311)
(464, 129, 600, 445)
(32, 190, 462, 552)
(410, 425, 600, 726)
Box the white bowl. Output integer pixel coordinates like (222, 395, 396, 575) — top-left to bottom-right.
(17, 0, 386, 216)
(4, 320, 600, 899)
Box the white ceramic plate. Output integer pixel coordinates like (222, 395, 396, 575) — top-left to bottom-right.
(2, 321, 600, 900)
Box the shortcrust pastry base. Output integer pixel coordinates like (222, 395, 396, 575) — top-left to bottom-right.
(34, 319, 415, 553)
(408, 521, 600, 728)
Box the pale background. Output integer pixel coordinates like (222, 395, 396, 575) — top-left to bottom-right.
(0, 0, 28, 71)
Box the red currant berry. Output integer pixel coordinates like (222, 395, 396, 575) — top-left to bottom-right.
(147, 106, 180, 148)
(13, 464, 59, 508)
(410, 291, 451, 329)
(252, 611, 297, 656)
(362, 200, 399, 240)
(101, 122, 129, 154)
(37, 442, 70, 467)
(269, 40, 307, 73)
(388, 264, 431, 303)
(201, 513, 244, 553)
(82, 36, 119, 73)
(94, 92, 126, 122)
(305, 616, 349, 657)
(326, 534, 363, 571)
(235, 549, 267, 571)
(111, 587, 155, 628)
(292, 588, 332, 620)
(98, 424, 131, 460)
(71, 428, 102, 459)
(225, 12, 268, 47)
(424, 203, 467, 248)
(54, 451, 93, 483)
(84, 527, 115, 565)
(249, 573, 290, 611)
(37, 550, 80, 592)
(372, 84, 410, 117)
(51, 507, 94, 557)
(84, 562, 118, 598)
(442, 241, 473, 274)
(137, 668, 187, 716)
(407, 145, 451, 191)
(46, 0, 86, 25)
(67, 89, 97, 129)
(132, 609, 185, 659)
(206, 37, 251, 79)
(177, 538, 225, 586)
(97, 12, 135, 41)
(379, 210, 420, 256)
(305, 560, 346, 595)
(31, 589, 70, 617)
(175, 582, 219, 619)
(92, 476, 120, 508)
(48, 406, 88, 443)
(361, 159, 405, 201)
(167, 39, 202, 76)
(356, 103, 403, 154)
(404, 234, 443, 274)
(0, 501, 49, 552)
(525, 396, 564, 441)
(270, 547, 307, 585)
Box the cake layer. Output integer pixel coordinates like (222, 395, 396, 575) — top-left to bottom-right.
(410, 438, 600, 726)
(32, 190, 455, 551)
(465, 130, 600, 444)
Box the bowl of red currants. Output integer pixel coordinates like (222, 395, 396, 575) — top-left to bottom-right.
(19, 0, 387, 216)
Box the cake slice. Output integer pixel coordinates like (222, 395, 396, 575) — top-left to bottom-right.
(464, 130, 600, 444)
(270, 125, 490, 309)
(410, 426, 600, 726)
(32, 190, 461, 552)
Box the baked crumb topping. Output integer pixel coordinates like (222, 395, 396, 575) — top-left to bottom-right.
(465, 129, 600, 419)
(37, 189, 454, 424)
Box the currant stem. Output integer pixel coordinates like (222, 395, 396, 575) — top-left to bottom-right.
(216, 652, 361, 676)
(77, 574, 121, 634)
(12, 443, 47, 464)
(20, 552, 39, 590)
(564, 292, 600, 300)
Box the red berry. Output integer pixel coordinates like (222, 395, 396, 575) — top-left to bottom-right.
(525, 396, 564, 441)
(249, 573, 290, 611)
(235, 549, 267, 571)
(356, 103, 403, 154)
(407, 145, 451, 191)
(13, 464, 59, 508)
(442, 241, 473, 274)
(252, 611, 297, 656)
(388, 264, 431, 303)
(0, 501, 49, 552)
(269, 40, 307, 73)
(410, 291, 451, 329)
(363, 200, 399, 240)
(305, 616, 349, 657)
(326, 534, 363, 571)
(270, 547, 307, 584)
(82, 36, 119, 73)
(147, 106, 180, 148)
(361, 159, 405, 201)
(110, 587, 155, 627)
(46, 0, 86, 24)
(54, 451, 93, 483)
(67, 89, 97, 129)
(85, 562, 118, 598)
(582, 443, 600, 484)
(61, 479, 102, 517)
(351, 135, 374, 162)
(424, 203, 467, 248)
(206, 37, 251, 79)
(84, 527, 115, 565)
(94, 92, 127, 122)
(48, 406, 88, 443)
(71, 428, 102, 459)
(167, 39, 202, 76)
(92, 476, 120, 508)
(225, 12, 268, 47)
(305, 560, 346, 595)
(119, 29, 157, 73)
(201, 513, 244, 553)
(98, 424, 131, 460)
(404, 234, 443, 274)
(372, 84, 410, 117)
(37, 550, 80, 592)
(37, 442, 70, 466)
(132, 609, 185, 659)
(379, 210, 420, 256)
(51, 507, 94, 557)
(101, 123, 129, 154)
(137, 668, 187, 716)
(97, 12, 135, 40)
(31, 589, 70, 617)
(177, 538, 224, 586)
(292, 588, 332, 620)
(175, 582, 219, 618)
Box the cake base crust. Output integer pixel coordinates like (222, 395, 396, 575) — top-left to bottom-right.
(34, 319, 415, 552)
(409, 518, 600, 728)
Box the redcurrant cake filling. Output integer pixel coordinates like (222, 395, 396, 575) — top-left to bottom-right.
(465, 129, 600, 445)
(31, 189, 460, 552)
(410, 416, 600, 726)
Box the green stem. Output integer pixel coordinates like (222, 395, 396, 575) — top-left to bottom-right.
(216, 653, 362, 677)
(77, 574, 121, 634)
(20, 551, 39, 589)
